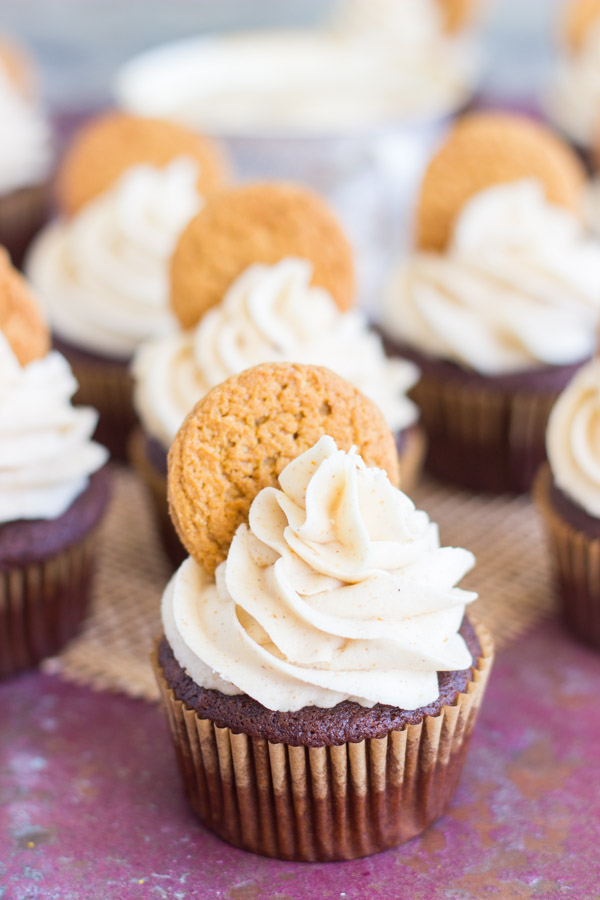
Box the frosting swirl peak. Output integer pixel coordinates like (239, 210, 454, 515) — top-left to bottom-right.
(26, 156, 203, 359)
(384, 180, 600, 374)
(163, 436, 476, 712)
(134, 258, 419, 448)
(547, 358, 600, 518)
(0, 337, 108, 523)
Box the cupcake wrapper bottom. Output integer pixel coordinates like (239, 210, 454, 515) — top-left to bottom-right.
(129, 428, 186, 569)
(0, 531, 99, 678)
(153, 623, 493, 861)
(535, 465, 600, 649)
(57, 343, 136, 462)
(412, 374, 559, 493)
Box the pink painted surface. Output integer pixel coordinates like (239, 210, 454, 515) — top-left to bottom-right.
(1, 620, 600, 900)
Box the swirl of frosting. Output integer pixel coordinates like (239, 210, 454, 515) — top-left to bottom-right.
(0, 336, 108, 523)
(26, 157, 203, 359)
(133, 258, 419, 449)
(0, 61, 51, 195)
(546, 19, 600, 148)
(163, 436, 476, 712)
(384, 180, 600, 375)
(547, 358, 600, 518)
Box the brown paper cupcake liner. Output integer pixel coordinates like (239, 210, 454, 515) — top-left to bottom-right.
(397, 424, 426, 494)
(534, 464, 600, 649)
(0, 529, 100, 679)
(410, 372, 561, 494)
(0, 182, 49, 269)
(129, 427, 186, 568)
(153, 623, 493, 861)
(55, 340, 136, 461)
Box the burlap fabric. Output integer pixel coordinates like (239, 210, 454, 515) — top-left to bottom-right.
(44, 465, 555, 701)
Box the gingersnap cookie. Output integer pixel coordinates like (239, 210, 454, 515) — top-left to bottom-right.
(170, 182, 355, 330)
(563, 0, 600, 51)
(0, 247, 49, 365)
(416, 112, 585, 252)
(438, 0, 475, 33)
(168, 362, 398, 574)
(0, 34, 36, 100)
(55, 111, 229, 217)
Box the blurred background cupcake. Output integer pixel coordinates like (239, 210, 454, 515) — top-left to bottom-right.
(0, 34, 52, 268)
(0, 249, 109, 678)
(131, 181, 424, 566)
(113, 0, 482, 303)
(382, 110, 600, 493)
(26, 111, 228, 459)
(545, 0, 600, 158)
(535, 358, 600, 650)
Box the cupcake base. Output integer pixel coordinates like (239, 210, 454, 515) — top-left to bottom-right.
(383, 337, 586, 493)
(0, 468, 111, 678)
(535, 464, 600, 650)
(54, 337, 135, 461)
(153, 620, 493, 861)
(0, 182, 48, 269)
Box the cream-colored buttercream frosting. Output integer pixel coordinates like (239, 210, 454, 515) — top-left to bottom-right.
(115, 0, 478, 135)
(546, 19, 600, 148)
(384, 180, 600, 375)
(547, 358, 600, 517)
(133, 258, 419, 449)
(0, 336, 108, 523)
(26, 157, 202, 359)
(0, 60, 51, 195)
(162, 436, 476, 712)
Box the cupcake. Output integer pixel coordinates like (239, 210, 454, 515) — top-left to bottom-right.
(546, 0, 600, 157)
(382, 111, 600, 493)
(132, 183, 424, 567)
(153, 362, 493, 860)
(0, 249, 109, 678)
(0, 35, 51, 268)
(535, 358, 600, 649)
(26, 111, 228, 459)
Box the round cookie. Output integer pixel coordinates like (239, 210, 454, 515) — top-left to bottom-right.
(416, 112, 586, 252)
(55, 111, 229, 217)
(0, 34, 36, 100)
(170, 182, 355, 330)
(0, 247, 49, 365)
(563, 0, 600, 51)
(438, 0, 475, 33)
(168, 362, 399, 575)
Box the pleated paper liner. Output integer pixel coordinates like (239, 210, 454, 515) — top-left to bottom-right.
(130, 424, 427, 572)
(44, 466, 555, 699)
(54, 339, 136, 462)
(0, 529, 99, 678)
(152, 623, 493, 861)
(411, 373, 558, 493)
(534, 464, 600, 649)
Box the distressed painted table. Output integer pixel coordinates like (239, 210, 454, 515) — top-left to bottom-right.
(1, 619, 600, 900)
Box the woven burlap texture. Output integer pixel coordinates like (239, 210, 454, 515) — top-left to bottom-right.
(44, 465, 555, 701)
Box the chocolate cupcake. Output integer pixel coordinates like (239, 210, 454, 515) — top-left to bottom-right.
(132, 184, 424, 566)
(382, 111, 600, 493)
(0, 35, 51, 268)
(25, 111, 229, 459)
(535, 358, 600, 650)
(0, 252, 109, 678)
(153, 362, 493, 860)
